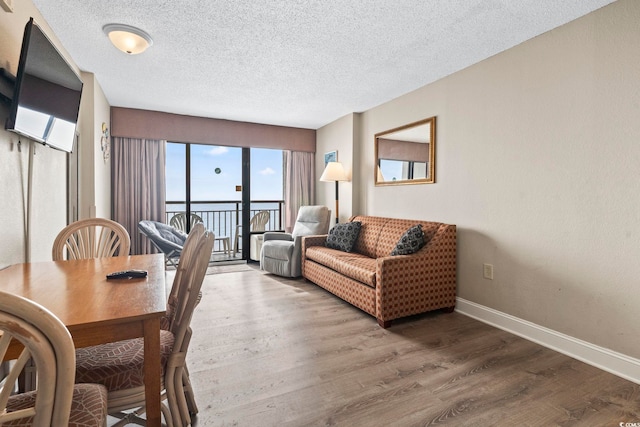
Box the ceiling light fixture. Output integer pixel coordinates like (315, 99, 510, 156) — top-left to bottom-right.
(102, 23, 153, 55)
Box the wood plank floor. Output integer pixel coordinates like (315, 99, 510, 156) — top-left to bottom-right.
(183, 266, 639, 426)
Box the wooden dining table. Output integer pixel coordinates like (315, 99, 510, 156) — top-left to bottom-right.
(0, 253, 167, 427)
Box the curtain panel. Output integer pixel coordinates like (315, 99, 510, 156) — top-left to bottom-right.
(112, 137, 167, 255)
(283, 151, 315, 232)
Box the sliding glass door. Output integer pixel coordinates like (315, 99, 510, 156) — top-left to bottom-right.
(166, 142, 283, 261)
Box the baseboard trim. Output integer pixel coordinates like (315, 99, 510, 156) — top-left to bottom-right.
(455, 297, 640, 385)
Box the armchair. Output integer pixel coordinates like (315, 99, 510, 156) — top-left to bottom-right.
(260, 205, 330, 277)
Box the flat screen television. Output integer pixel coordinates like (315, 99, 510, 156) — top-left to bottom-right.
(5, 18, 83, 153)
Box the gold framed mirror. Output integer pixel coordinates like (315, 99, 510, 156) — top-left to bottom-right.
(374, 116, 436, 186)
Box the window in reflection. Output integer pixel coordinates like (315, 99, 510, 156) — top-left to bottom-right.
(379, 159, 428, 181)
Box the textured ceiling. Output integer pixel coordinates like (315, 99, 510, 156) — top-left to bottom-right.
(31, 0, 615, 129)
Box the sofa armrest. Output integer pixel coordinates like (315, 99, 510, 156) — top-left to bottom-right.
(375, 224, 457, 321)
(300, 234, 327, 271)
(302, 234, 327, 249)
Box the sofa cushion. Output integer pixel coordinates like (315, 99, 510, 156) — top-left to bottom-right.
(306, 246, 377, 287)
(350, 216, 388, 258)
(391, 224, 426, 255)
(326, 222, 362, 252)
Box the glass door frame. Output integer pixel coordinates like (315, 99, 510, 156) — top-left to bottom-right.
(181, 144, 251, 260)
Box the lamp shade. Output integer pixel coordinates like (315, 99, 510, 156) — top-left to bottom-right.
(103, 24, 153, 55)
(320, 162, 348, 182)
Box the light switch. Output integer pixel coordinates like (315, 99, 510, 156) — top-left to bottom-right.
(483, 263, 494, 280)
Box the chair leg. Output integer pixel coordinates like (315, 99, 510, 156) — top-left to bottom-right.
(234, 236, 239, 256)
(182, 366, 198, 416)
(174, 367, 191, 426)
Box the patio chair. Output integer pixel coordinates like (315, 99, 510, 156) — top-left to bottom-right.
(171, 212, 232, 258)
(52, 217, 131, 261)
(74, 228, 215, 426)
(138, 220, 188, 268)
(0, 290, 107, 426)
(234, 210, 270, 255)
(169, 212, 203, 233)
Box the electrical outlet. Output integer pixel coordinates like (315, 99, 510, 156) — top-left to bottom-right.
(0, 0, 14, 13)
(483, 263, 494, 280)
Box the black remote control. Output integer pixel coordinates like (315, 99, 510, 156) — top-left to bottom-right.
(106, 269, 148, 280)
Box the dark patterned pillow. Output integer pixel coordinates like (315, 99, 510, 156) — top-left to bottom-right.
(391, 224, 426, 255)
(325, 222, 362, 252)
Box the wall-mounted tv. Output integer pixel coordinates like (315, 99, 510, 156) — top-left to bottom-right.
(5, 18, 83, 153)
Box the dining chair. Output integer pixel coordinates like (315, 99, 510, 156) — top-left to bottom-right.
(160, 223, 205, 419)
(74, 227, 215, 427)
(52, 217, 131, 261)
(234, 210, 270, 255)
(0, 290, 108, 426)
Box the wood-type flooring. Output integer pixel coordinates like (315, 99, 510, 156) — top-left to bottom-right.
(180, 266, 639, 426)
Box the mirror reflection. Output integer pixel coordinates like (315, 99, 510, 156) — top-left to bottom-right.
(375, 117, 436, 185)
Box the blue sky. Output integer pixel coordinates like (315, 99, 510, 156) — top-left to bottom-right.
(166, 143, 283, 201)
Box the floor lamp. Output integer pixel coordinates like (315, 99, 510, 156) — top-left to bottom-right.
(320, 161, 348, 225)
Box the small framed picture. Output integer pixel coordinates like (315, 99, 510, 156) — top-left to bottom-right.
(324, 150, 337, 166)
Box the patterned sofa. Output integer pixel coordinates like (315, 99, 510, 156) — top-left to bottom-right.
(301, 215, 457, 328)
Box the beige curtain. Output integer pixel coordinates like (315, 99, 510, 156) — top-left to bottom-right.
(112, 137, 166, 255)
(283, 151, 315, 232)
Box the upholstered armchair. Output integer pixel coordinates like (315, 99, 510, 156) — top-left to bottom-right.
(260, 205, 330, 277)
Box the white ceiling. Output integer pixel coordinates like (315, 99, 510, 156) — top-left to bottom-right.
(31, 0, 616, 130)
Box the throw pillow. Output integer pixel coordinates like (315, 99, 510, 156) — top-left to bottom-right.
(390, 224, 426, 255)
(326, 222, 362, 252)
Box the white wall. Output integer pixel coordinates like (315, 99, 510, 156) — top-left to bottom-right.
(320, 0, 640, 360)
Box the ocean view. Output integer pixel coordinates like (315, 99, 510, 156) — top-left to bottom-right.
(165, 201, 284, 244)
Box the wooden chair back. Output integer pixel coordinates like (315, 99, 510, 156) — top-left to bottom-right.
(0, 291, 76, 425)
(52, 218, 131, 261)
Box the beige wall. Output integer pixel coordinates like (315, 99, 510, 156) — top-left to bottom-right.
(0, 2, 110, 265)
(79, 71, 112, 219)
(319, 0, 638, 359)
(316, 113, 359, 226)
(93, 75, 111, 219)
(93, 80, 111, 218)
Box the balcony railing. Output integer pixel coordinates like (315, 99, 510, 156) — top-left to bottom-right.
(165, 200, 284, 255)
